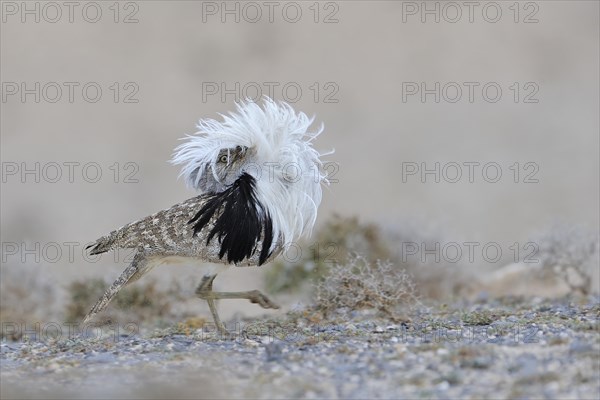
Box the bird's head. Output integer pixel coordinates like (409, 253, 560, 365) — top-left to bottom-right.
(171, 97, 329, 265)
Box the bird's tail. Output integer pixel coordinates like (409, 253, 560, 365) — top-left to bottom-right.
(83, 251, 148, 324)
(86, 232, 119, 255)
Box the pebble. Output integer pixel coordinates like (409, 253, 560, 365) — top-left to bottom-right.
(1, 297, 598, 400)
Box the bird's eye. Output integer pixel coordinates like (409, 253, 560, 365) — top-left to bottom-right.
(219, 154, 229, 163)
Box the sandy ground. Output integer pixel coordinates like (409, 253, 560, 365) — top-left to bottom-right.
(2, 296, 598, 399)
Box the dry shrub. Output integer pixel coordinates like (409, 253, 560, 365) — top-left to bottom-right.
(313, 255, 419, 318)
(314, 214, 392, 264)
(265, 215, 396, 294)
(65, 278, 106, 323)
(0, 264, 56, 340)
(65, 278, 186, 325)
(529, 223, 599, 295)
(266, 214, 470, 300)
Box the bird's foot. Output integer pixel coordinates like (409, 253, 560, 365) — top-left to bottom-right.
(246, 290, 280, 309)
(195, 274, 279, 338)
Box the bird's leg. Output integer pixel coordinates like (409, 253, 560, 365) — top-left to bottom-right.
(84, 251, 150, 324)
(195, 274, 280, 335)
(195, 274, 228, 335)
(202, 290, 280, 309)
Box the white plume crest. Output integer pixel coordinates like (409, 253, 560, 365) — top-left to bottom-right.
(171, 97, 329, 249)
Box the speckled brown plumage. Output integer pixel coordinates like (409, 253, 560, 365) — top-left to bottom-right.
(88, 195, 279, 266)
(83, 195, 281, 324)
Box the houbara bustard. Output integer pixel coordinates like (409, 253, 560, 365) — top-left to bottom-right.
(83, 98, 329, 334)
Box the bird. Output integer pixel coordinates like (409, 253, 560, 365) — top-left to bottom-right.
(82, 97, 329, 334)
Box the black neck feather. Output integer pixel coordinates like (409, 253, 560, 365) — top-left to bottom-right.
(188, 173, 274, 265)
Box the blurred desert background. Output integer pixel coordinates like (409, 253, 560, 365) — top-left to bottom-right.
(1, 1, 599, 323)
(1, 2, 600, 399)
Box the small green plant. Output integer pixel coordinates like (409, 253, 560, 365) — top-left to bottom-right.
(461, 311, 494, 326)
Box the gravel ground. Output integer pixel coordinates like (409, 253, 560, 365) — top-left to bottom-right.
(1, 297, 599, 399)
